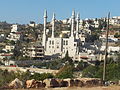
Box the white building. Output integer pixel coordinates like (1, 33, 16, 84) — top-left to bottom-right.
(94, 20, 99, 28)
(42, 10, 81, 60)
(4, 45, 15, 52)
(7, 25, 21, 41)
(110, 16, 120, 25)
(100, 46, 120, 53)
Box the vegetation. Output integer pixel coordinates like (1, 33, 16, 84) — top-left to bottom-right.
(56, 64, 74, 79)
(82, 55, 120, 81)
(114, 33, 120, 38)
(30, 73, 54, 81)
(0, 69, 54, 87)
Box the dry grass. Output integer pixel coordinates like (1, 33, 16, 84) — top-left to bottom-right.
(16, 86, 120, 90)
(47, 86, 120, 90)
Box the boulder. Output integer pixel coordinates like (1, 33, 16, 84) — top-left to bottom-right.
(59, 80, 68, 87)
(26, 79, 46, 89)
(43, 79, 51, 88)
(50, 78, 59, 88)
(9, 78, 23, 89)
(79, 78, 102, 87)
(43, 78, 59, 88)
(26, 79, 36, 88)
(74, 79, 84, 87)
(69, 79, 75, 87)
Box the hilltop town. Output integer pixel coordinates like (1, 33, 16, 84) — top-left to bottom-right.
(0, 10, 120, 89)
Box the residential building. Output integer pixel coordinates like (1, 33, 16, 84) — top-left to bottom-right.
(23, 45, 44, 59)
(7, 25, 22, 41)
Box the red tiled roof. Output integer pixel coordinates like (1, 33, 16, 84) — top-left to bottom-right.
(80, 56, 89, 59)
(1, 54, 13, 56)
(15, 32, 21, 34)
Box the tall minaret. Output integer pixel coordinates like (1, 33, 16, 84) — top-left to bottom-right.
(76, 13, 80, 39)
(51, 13, 55, 38)
(71, 10, 75, 37)
(42, 10, 47, 49)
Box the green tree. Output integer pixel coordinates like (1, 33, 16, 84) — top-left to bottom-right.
(82, 65, 99, 78)
(30, 73, 54, 81)
(63, 51, 73, 65)
(114, 33, 120, 38)
(10, 40, 15, 45)
(76, 61, 88, 71)
(56, 65, 74, 79)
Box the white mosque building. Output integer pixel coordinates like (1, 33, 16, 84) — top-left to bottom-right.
(42, 10, 82, 61)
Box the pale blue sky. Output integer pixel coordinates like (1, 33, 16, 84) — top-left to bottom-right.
(0, 0, 119, 24)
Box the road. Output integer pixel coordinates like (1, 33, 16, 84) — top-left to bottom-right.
(0, 66, 58, 75)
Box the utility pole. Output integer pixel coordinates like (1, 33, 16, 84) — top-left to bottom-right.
(103, 12, 110, 82)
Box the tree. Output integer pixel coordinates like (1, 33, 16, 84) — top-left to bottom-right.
(86, 32, 99, 42)
(76, 61, 88, 71)
(82, 65, 99, 78)
(114, 33, 120, 38)
(56, 65, 74, 79)
(63, 51, 73, 65)
(30, 73, 54, 81)
(10, 40, 15, 45)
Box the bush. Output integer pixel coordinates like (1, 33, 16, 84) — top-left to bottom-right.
(56, 65, 74, 79)
(82, 66, 99, 78)
(30, 73, 54, 81)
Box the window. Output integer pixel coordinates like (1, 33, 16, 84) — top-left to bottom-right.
(63, 40, 65, 45)
(57, 46, 59, 48)
(49, 40, 51, 45)
(74, 44, 76, 46)
(66, 40, 68, 45)
(52, 41, 54, 45)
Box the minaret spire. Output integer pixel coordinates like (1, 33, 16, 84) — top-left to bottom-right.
(51, 12, 55, 38)
(42, 9, 47, 49)
(76, 12, 80, 39)
(71, 10, 75, 37)
(43, 9, 47, 34)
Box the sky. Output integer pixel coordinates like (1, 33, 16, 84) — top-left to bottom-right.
(0, 0, 119, 24)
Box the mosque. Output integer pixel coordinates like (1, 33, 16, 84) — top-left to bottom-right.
(42, 10, 82, 61)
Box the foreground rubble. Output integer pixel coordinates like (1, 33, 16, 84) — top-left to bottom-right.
(0, 78, 103, 89)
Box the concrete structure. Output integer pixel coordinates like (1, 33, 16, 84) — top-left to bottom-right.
(23, 45, 44, 59)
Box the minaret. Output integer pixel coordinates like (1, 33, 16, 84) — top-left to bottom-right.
(71, 10, 75, 37)
(76, 13, 80, 39)
(42, 10, 47, 50)
(51, 13, 55, 38)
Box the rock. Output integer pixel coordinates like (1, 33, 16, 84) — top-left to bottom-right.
(26, 79, 46, 88)
(43, 79, 51, 88)
(9, 78, 23, 89)
(43, 78, 59, 88)
(26, 79, 36, 88)
(79, 78, 102, 87)
(50, 79, 60, 88)
(70, 79, 75, 87)
(74, 79, 84, 87)
(63, 78, 71, 87)
(59, 80, 68, 87)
